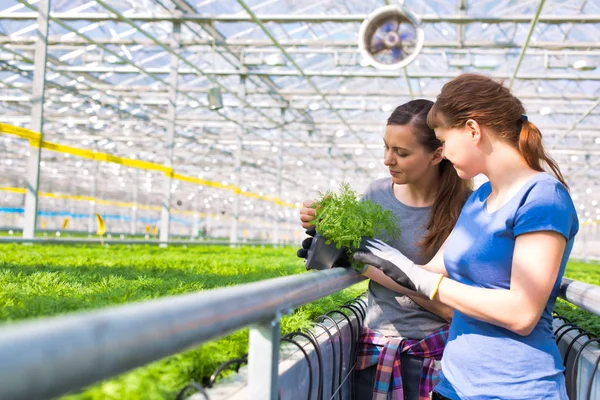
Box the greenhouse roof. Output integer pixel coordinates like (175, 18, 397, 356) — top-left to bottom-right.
(1, 0, 599, 224)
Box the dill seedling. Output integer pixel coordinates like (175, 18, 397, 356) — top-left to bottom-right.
(312, 182, 400, 256)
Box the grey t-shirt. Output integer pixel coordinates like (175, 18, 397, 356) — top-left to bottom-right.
(362, 177, 447, 339)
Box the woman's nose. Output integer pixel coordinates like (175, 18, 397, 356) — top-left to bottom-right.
(383, 149, 394, 165)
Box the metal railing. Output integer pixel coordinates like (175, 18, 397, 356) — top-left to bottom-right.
(555, 278, 600, 399)
(1, 268, 599, 400)
(0, 268, 365, 400)
(559, 278, 600, 317)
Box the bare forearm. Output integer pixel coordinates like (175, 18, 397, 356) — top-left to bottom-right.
(409, 295, 453, 322)
(435, 278, 539, 335)
(363, 266, 453, 321)
(362, 266, 413, 296)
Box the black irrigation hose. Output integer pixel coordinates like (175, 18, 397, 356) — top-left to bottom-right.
(563, 331, 594, 369)
(281, 336, 313, 400)
(298, 328, 325, 400)
(329, 364, 357, 400)
(327, 309, 357, 400)
(289, 330, 324, 400)
(346, 299, 367, 322)
(175, 381, 210, 400)
(313, 322, 338, 399)
(207, 355, 248, 388)
(354, 296, 368, 310)
(556, 326, 587, 347)
(339, 304, 364, 400)
(342, 303, 365, 326)
(569, 338, 600, 399)
(315, 315, 344, 400)
(586, 351, 600, 400)
(554, 323, 580, 341)
(344, 301, 365, 323)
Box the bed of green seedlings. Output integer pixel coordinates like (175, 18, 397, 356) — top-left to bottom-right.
(554, 259, 600, 336)
(0, 244, 367, 400)
(1, 244, 598, 399)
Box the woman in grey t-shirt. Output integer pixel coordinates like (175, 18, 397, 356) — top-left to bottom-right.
(300, 100, 471, 399)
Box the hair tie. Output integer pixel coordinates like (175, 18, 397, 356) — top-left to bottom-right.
(520, 114, 528, 122)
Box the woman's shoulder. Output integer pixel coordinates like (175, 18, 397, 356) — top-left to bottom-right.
(364, 177, 392, 197)
(520, 173, 573, 206)
(514, 173, 579, 239)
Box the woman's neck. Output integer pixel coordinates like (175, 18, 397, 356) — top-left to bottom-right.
(393, 170, 439, 207)
(485, 144, 539, 193)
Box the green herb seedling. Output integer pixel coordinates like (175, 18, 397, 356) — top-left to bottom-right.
(311, 182, 400, 269)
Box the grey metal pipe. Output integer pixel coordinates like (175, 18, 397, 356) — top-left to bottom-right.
(0, 237, 287, 246)
(0, 268, 365, 400)
(559, 278, 600, 317)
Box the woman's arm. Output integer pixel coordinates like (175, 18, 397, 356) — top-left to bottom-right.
(363, 266, 453, 322)
(434, 230, 566, 335)
(420, 233, 452, 276)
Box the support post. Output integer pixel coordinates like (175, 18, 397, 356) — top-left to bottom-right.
(159, 22, 180, 247)
(131, 170, 138, 236)
(229, 75, 246, 245)
(87, 168, 97, 237)
(274, 107, 285, 245)
(23, 0, 50, 240)
(248, 318, 280, 400)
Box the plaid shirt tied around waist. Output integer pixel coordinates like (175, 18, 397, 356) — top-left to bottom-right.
(355, 325, 449, 400)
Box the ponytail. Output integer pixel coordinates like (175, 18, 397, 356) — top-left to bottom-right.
(419, 159, 472, 258)
(519, 120, 568, 189)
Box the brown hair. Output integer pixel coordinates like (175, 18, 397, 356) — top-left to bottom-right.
(388, 99, 472, 258)
(427, 73, 568, 188)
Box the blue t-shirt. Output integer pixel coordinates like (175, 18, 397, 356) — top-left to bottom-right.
(435, 172, 579, 400)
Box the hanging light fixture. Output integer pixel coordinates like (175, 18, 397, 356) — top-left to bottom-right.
(208, 87, 223, 110)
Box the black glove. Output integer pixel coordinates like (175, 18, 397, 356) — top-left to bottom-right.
(352, 237, 417, 290)
(297, 227, 351, 270)
(296, 226, 316, 259)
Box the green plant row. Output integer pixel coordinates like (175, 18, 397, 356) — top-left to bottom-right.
(0, 244, 367, 400)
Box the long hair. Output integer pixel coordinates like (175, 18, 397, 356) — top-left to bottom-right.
(427, 73, 567, 188)
(388, 99, 472, 257)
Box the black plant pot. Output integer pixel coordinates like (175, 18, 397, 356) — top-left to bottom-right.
(305, 232, 347, 271)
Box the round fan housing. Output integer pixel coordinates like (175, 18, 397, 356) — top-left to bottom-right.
(358, 5, 424, 70)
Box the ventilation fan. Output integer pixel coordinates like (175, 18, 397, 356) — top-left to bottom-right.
(358, 5, 424, 70)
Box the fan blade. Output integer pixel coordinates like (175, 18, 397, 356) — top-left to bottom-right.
(372, 28, 386, 40)
(400, 32, 415, 41)
(386, 19, 399, 33)
(370, 39, 386, 54)
(391, 47, 403, 60)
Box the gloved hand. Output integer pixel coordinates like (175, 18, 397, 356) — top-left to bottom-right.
(353, 238, 444, 299)
(296, 226, 316, 259)
(297, 226, 351, 269)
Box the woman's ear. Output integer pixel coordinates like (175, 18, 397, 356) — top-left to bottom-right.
(465, 119, 482, 144)
(431, 146, 444, 166)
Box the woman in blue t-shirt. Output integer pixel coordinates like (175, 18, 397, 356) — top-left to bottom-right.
(354, 73, 579, 399)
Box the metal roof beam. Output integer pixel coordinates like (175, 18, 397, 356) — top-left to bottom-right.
(551, 97, 600, 149)
(3, 95, 600, 114)
(509, 0, 546, 89)
(10, 64, 600, 81)
(2, 12, 600, 24)
(4, 84, 595, 101)
(2, 36, 599, 50)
